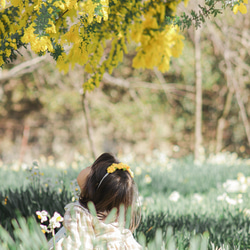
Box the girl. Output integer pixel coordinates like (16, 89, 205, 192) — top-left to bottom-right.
(55, 153, 141, 249)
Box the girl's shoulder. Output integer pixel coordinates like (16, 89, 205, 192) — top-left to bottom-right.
(64, 201, 92, 222)
(64, 201, 89, 213)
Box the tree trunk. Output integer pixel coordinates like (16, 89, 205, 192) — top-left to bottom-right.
(194, 27, 203, 162)
(19, 123, 30, 164)
(82, 93, 97, 159)
(216, 89, 233, 153)
(232, 78, 250, 146)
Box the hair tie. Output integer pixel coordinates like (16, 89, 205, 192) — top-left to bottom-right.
(97, 163, 134, 189)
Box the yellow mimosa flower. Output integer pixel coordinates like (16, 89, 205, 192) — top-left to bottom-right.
(233, 0, 248, 14)
(107, 163, 134, 178)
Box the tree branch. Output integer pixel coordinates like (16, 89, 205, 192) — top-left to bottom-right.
(102, 73, 195, 99)
(0, 56, 47, 82)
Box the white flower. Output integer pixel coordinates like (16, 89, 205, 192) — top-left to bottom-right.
(247, 177, 250, 185)
(237, 173, 246, 184)
(40, 224, 48, 233)
(237, 198, 243, 204)
(243, 209, 250, 217)
(137, 195, 143, 206)
(21, 163, 28, 170)
(225, 196, 237, 205)
(169, 191, 180, 202)
(135, 167, 142, 176)
(36, 210, 48, 223)
(193, 193, 203, 203)
(71, 161, 78, 169)
(144, 174, 152, 184)
(223, 177, 248, 193)
(223, 180, 241, 193)
(217, 193, 228, 201)
(173, 145, 180, 152)
(240, 183, 248, 193)
(50, 212, 63, 229)
(56, 161, 67, 169)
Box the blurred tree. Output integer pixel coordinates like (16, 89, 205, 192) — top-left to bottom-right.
(204, 13, 250, 152)
(0, 0, 246, 91)
(194, 25, 203, 162)
(0, 0, 249, 162)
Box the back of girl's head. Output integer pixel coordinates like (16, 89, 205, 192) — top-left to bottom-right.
(79, 152, 140, 231)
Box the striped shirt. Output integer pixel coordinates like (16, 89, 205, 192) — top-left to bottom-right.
(53, 202, 142, 250)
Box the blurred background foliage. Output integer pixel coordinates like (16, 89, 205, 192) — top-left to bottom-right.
(0, 7, 249, 163)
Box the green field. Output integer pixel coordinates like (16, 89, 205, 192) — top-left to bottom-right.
(1, 152, 250, 249)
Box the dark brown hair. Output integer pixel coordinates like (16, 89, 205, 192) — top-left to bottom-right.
(79, 152, 140, 231)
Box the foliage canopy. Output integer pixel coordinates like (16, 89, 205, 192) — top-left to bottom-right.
(0, 0, 248, 91)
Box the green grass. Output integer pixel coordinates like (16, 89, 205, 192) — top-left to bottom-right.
(1, 152, 250, 249)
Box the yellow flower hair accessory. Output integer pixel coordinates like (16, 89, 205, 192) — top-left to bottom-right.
(107, 163, 134, 178)
(97, 163, 134, 189)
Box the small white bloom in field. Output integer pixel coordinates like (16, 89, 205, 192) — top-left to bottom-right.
(137, 195, 143, 206)
(48, 156, 54, 167)
(237, 198, 243, 204)
(78, 155, 85, 162)
(71, 161, 78, 169)
(223, 179, 241, 193)
(144, 174, 152, 184)
(247, 177, 250, 185)
(217, 193, 228, 201)
(193, 193, 203, 203)
(50, 212, 63, 229)
(173, 145, 180, 152)
(207, 152, 240, 165)
(237, 173, 246, 184)
(40, 224, 48, 233)
(169, 191, 180, 202)
(237, 194, 243, 199)
(217, 193, 243, 205)
(40, 155, 47, 163)
(11, 162, 20, 171)
(21, 163, 28, 170)
(36, 210, 48, 223)
(135, 167, 142, 176)
(243, 209, 250, 217)
(145, 155, 151, 163)
(236, 193, 243, 204)
(240, 183, 248, 193)
(225, 196, 237, 205)
(154, 150, 169, 164)
(56, 161, 67, 169)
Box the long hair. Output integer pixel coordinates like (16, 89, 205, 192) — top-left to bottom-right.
(79, 153, 140, 231)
